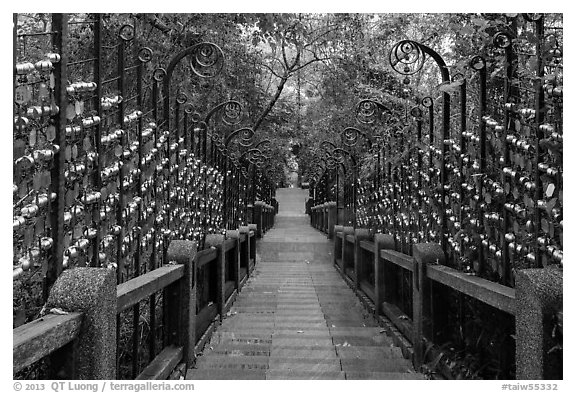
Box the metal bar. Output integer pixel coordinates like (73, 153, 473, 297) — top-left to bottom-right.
(92, 13, 103, 268)
(46, 13, 67, 300)
(533, 17, 545, 268)
(478, 63, 487, 277)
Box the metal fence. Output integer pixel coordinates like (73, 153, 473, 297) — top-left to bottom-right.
(13, 13, 275, 379)
(309, 14, 562, 288)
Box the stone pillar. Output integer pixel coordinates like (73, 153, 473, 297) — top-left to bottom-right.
(342, 226, 355, 278)
(248, 223, 257, 267)
(353, 228, 371, 289)
(205, 234, 226, 320)
(374, 233, 395, 317)
(166, 240, 198, 364)
(226, 230, 241, 291)
(46, 268, 116, 379)
(334, 225, 344, 268)
(239, 225, 251, 278)
(253, 201, 263, 238)
(327, 202, 337, 239)
(412, 243, 445, 369)
(515, 266, 563, 380)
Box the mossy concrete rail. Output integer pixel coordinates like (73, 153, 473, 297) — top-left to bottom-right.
(13, 220, 267, 379)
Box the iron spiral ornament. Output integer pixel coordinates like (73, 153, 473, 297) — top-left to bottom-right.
(187, 42, 225, 79)
(176, 91, 188, 105)
(356, 99, 380, 124)
(119, 24, 135, 41)
(225, 127, 254, 148)
(326, 155, 338, 170)
(138, 47, 153, 63)
(238, 128, 254, 147)
(389, 40, 426, 85)
(410, 106, 423, 119)
(342, 127, 364, 147)
(469, 56, 486, 71)
(152, 68, 167, 82)
(493, 31, 512, 49)
(421, 96, 434, 108)
(221, 101, 242, 126)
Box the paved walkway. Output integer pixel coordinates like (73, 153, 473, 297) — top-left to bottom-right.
(186, 188, 423, 380)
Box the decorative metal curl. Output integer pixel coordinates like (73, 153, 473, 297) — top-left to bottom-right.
(204, 100, 243, 126)
(138, 47, 153, 63)
(187, 42, 225, 79)
(421, 96, 434, 108)
(190, 112, 202, 122)
(176, 91, 188, 105)
(389, 40, 426, 77)
(326, 156, 338, 170)
(341, 127, 372, 148)
(152, 68, 167, 82)
(356, 99, 388, 125)
(225, 127, 254, 148)
(493, 31, 512, 49)
(222, 101, 242, 126)
(319, 140, 337, 154)
(119, 24, 135, 41)
(410, 106, 423, 119)
(332, 147, 356, 168)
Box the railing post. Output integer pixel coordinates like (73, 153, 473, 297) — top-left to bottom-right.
(354, 229, 371, 289)
(239, 225, 251, 279)
(322, 203, 329, 233)
(334, 225, 343, 268)
(226, 230, 241, 291)
(46, 268, 116, 379)
(166, 240, 198, 364)
(342, 226, 355, 278)
(248, 223, 257, 268)
(205, 234, 226, 321)
(374, 233, 395, 317)
(515, 267, 563, 379)
(253, 201, 263, 238)
(412, 243, 445, 370)
(327, 201, 337, 239)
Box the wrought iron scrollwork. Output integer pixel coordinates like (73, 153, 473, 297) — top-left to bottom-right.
(493, 31, 513, 49)
(152, 68, 167, 82)
(118, 24, 135, 41)
(222, 101, 242, 126)
(225, 127, 254, 148)
(341, 127, 372, 148)
(389, 40, 426, 84)
(138, 47, 153, 63)
(188, 42, 225, 79)
(421, 96, 434, 107)
(356, 99, 389, 124)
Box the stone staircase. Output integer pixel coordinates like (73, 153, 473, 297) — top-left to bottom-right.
(186, 188, 424, 380)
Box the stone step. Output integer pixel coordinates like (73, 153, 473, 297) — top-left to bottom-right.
(185, 368, 425, 380)
(345, 371, 426, 380)
(186, 369, 266, 380)
(194, 355, 342, 372)
(340, 358, 414, 373)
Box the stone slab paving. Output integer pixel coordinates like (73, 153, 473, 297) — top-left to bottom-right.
(187, 188, 424, 380)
